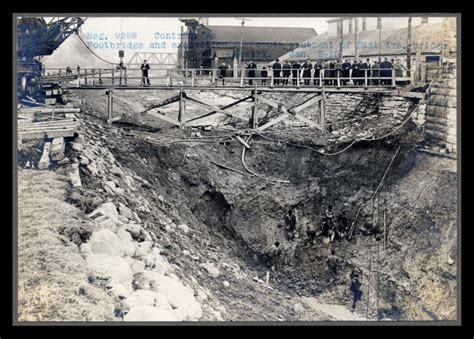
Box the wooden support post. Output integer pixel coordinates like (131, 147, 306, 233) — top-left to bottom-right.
(212, 69, 216, 86)
(99, 69, 103, 84)
(166, 69, 171, 87)
(270, 73, 274, 88)
(296, 71, 300, 89)
(106, 90, 114, 124)
(240, 68, 244, 87)
(112, 69, 115, 85)
(320, 90, 326, 133)
(92, 69, 95, 86)
(119, 68, 123, 86)
(191, 69, 195, 87)
(178, 90, 185, 129)
(124, 68, 128, 86)
(252, 89, 258, 129)
(365, 69, 368, 87)
(391, 68, 396, 87)
(337, 71, 341, 88)
(383, 196, 387, 250)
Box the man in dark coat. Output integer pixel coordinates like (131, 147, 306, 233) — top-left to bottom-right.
(140, 60, 150, 86)
(246, 60, 257, 86)
(292, 60, 301, 86)
(301, 59, 313, 86)
(341, 59, 352, 85)
(380, 57, 393, 85)
(350, 270, 363, 312)
(371, 60, 380, 85)
(272, 59, 282, 85)
(218, 62, 228, 85)
(282, 60, 292, 86)
(313, 61, 322, 86)
(351, 60, 360, 85)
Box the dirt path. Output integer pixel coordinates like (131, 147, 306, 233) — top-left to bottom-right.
(301, 297, 366, 321)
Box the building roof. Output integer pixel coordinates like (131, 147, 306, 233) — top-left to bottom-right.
(279, 22, 447, 61)
(204, 25, 317, 44)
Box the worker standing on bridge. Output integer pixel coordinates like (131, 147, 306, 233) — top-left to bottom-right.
(292, 60, 301, 86)
(301, 59, 312, 86)
(246, 61, 257, 86)
(380, 57, 393, 85)
(282, 60, 291, 86)
(341, 60, 351, 85)
(140, 60, 151, 86)
(313, 61, 322, 86)
(218, 62, 228, 85)
(272, 59, 282, 86)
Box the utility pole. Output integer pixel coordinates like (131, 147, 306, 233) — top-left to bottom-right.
(354, 18, 359, 62)
(236, 18, 252, 66)
(339, 18, 344, 62)
(407, 17, 412, 77)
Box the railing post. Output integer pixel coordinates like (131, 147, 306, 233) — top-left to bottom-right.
(99, 69, 103, 84)
(240, 68, 244, 87)
(296, 71, 300, 89)
(320, 89, 326, 133)
(106, 90, 113, 124)
(337, 70, 341, 88)
(191, 69, 195, 87)
(76, 70, 80, 87)
(178, 90, 185, 129)
(270, 72, 274, 88)
(111, 69, 115, 85)
(124, 68, 128, 86)
(92, 69, 96, 86)
(391, 68, 396, 87)
(84, 69, 88, 85)
(364, 69, 368, 87)
(212, 69, 217, 86)
(119, 68, 123, 86)
(319, 70, 323, 87)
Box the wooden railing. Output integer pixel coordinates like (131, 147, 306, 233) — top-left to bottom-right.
(43, 67, 414, 89)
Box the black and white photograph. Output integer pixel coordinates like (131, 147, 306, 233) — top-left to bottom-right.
(13, 14, 460, 325)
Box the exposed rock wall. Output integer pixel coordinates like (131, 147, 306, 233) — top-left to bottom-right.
(425, 59, 457, 153)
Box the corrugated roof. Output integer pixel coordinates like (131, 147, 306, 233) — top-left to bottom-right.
(205, 25, 317, 44)
(280, 22, 446, 61)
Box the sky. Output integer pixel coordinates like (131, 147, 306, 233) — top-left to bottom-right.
(42, 16, 334, 67)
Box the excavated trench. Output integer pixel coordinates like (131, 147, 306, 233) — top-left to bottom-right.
(106, 117, 456, 320)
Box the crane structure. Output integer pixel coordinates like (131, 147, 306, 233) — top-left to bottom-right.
(16, 16, 86, 99)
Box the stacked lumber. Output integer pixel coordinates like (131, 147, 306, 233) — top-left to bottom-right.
(18, 118, 78, 140)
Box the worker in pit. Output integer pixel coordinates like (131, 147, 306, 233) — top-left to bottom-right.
(267, 241, 281, 271)
(218, 62, 228, 85)
(140, 60, 151, 86)
(283, 208, 297, 241)
(337, 208, 350, 241)
(350, 269, 363, 312)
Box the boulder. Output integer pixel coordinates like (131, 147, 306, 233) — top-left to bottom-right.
(136, 241, 153, 257)
(72, 142, 83, 152)
(177, 224, 190, 234)
(124, 305, 178, 322)
(86, 254, 133, 287)
(199, 262, 220, 278)
(132, 271, 202, 320)
(88, 229, 124, 257)
(116, 228, 137, 257)
(130, 259, 146, 274)
(118, 202, 134, 220)
(108, 283, 132, 300)
(88, 202, 119, 222)
(123, 290, 173, 312)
